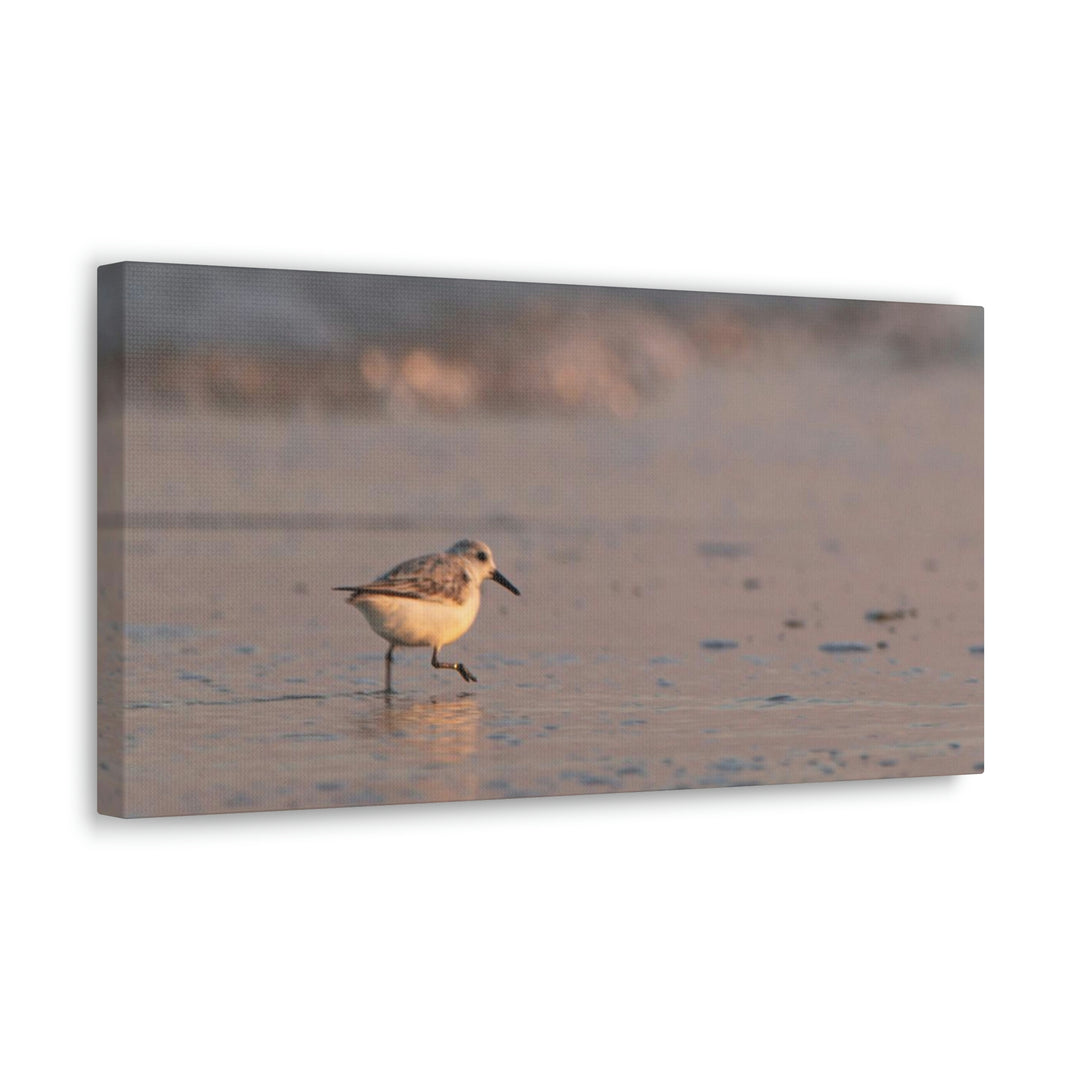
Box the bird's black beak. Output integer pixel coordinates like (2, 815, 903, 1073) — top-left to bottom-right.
(492, 569, 520, 596)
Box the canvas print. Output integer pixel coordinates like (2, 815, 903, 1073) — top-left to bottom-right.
(97, 262, 983, 817)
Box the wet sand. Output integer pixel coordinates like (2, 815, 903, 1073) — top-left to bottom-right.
(99, 364, 983, 816)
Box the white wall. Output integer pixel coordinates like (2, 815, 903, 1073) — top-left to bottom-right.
(5, 3, 1074, 1077)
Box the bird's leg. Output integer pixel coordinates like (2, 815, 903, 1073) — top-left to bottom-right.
(384, 644, 395, 693)
(431, 647, 478, 683)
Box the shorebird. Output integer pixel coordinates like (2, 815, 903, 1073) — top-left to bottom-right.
(334, 539, 520, 691)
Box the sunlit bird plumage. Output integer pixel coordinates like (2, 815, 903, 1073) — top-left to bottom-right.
(334, 539, 519, 691)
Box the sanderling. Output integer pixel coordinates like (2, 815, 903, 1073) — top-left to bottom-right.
(334, 539, 520, 691)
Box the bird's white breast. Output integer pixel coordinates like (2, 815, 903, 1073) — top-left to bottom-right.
(354, 589, 481, 648)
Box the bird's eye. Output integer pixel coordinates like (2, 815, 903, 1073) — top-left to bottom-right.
(477, 551, 488, 562)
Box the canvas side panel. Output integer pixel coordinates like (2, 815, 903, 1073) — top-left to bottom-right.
(98, 264, 126, 816)
(975, 305, 985, 771)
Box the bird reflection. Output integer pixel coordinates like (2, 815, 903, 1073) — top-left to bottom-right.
(352, 694, 484, 764)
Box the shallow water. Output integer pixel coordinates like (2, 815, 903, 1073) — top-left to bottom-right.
(99, 366, 983, 816)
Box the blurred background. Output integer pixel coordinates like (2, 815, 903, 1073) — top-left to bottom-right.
(99, 262, 981, 419)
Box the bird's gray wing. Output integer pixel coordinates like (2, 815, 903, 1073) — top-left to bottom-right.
(338, 553, 469, 603)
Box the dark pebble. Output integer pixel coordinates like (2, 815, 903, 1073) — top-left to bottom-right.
(698, 541, 751, 558)
(558, 771, 612, 787)
(819, 642, 872, 653)
(701, 639, 739, 650)
(865, 608, 917, 622)
(713, 758, 744, 772)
